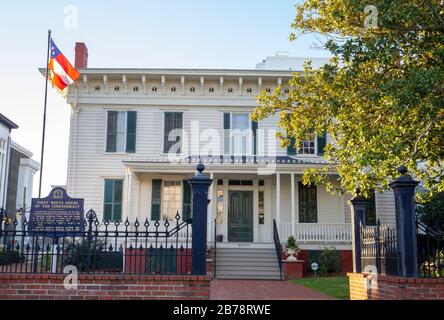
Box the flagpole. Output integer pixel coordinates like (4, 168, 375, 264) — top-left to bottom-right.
(38, 29, 52, 198)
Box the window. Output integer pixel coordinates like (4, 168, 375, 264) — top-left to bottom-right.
(228, 180, 253, 186)
(103, 180, 123, 221)
(298, 140, 316, 155)
(224, 113, 257, 156)
(298, 182, 317, 223)
(162, 181, 182, 220)
(258, 191, 265, 225)
(365, 191, 377, 226)
(288, 134, 327, 156)
(231, 113, 251, 155)
(216, 190, 224, 224)
(106, 111, 137, 153)
(163, 112, 183, 154)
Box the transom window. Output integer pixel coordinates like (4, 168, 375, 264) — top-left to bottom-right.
(162, 181, 182, 220)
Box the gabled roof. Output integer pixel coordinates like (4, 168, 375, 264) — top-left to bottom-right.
(0, 114, 18, 130)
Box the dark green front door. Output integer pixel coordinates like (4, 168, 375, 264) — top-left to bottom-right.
(228, 191, 253, 242)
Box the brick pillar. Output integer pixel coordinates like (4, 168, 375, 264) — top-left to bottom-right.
(389, 166, 419, 277)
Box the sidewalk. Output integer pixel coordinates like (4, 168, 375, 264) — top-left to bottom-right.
(210, 279, 334, 300)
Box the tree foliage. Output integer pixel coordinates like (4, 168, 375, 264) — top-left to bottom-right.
(252, 0, 444, 199)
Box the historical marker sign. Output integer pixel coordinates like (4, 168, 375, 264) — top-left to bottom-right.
(28, 187, 84, 237)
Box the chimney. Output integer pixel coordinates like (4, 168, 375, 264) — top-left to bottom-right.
(75, 42, 88, 69)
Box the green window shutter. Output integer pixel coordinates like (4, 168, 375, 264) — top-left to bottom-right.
(103, 180, 113, 220)
(126, 111, 137, 153)
(106, 111, 118, 152)
(224, 113, 230, 154)
(252, 120, 258, 155)
(298, 182, 318, 223)
(182, 180, 192, 220)
(317, 132, 327, 156)
(151, 179, 162, 221)
(103, 179, 123, 221)
(287, 137, 297, 156)
(285, 114, 297, 156)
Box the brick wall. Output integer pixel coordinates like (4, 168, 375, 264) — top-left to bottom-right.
(282, 250, 353, 275)
(0, 273, 211, 300)
(348, 272, 444, 300)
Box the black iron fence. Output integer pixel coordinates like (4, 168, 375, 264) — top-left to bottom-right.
(0, 208, 192, 275)
(360, 220, 399, 276)
(417, 219, 444, 278)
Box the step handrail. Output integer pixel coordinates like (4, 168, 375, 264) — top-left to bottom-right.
(273, 219, 283, 280)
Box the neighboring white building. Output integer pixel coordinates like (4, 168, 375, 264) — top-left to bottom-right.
(0, 114, 40, 223)
(56, 46, 396, 257)
(0, 114, 18, 210)
(255, 52, 330, 71)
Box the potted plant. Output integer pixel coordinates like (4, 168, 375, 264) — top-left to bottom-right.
(283, 236, 300, 261)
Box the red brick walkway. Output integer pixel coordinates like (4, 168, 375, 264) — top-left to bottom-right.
(210, 280, 334, 300)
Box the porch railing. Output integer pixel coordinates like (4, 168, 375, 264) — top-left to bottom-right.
(279, 223, 352, 243)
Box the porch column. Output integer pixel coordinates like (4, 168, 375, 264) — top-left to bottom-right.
(291, 173, 296, 237)
(207, 173, 215, 243)
(276, 173, 281, 229)
(126, 169, 133, 220)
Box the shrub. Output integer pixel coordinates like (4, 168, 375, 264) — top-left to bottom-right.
(0, 249, 25, 265)
(285, 236, 298, 250)
(62, 239, 123, 272)
(308, 247, 341, 274)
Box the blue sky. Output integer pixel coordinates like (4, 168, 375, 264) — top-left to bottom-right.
(0, 0, 329, 197)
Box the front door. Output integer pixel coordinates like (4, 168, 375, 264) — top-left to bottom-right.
(228, 191, 253, 242)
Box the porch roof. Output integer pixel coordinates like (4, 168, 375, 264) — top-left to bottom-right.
(123, 155, 337, 174)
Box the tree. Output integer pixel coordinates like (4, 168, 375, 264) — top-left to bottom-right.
(252, 0, 444, 199)
(417, 191, 444, 229)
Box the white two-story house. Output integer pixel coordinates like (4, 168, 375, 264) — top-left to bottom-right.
(55, 47, 397, 277)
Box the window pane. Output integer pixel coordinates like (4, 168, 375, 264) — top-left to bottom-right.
(231, 113, 250, 155)
(104, 180, 113, 203)
(114, 180, 123, 202)
(216, 190, 224, 224)
(116, 112, 126, 152)
(298, 182, 318, 223)
(162, 181, 182, 220)
(258, 191, 264, 225)
(164, 113, 183, 153)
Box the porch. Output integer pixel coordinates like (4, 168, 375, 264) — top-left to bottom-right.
(123, 159, 352, 247)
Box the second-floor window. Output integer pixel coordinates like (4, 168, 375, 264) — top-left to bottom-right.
(106, 111, 137, 153)
(163, 112, 183, 154)
(287, 133, 327, 156)
(224, 112, 257, 155)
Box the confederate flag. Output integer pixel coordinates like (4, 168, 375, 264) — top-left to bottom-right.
(48, 39, 80, 91)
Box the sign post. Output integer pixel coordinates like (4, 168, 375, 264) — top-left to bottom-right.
(311, 262, 319, 277)
(29, 187, 84, 273)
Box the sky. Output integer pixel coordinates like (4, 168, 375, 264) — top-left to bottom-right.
(0, 0, 329, 197)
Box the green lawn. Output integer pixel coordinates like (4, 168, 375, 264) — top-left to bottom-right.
(293, 276, 350, 300)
